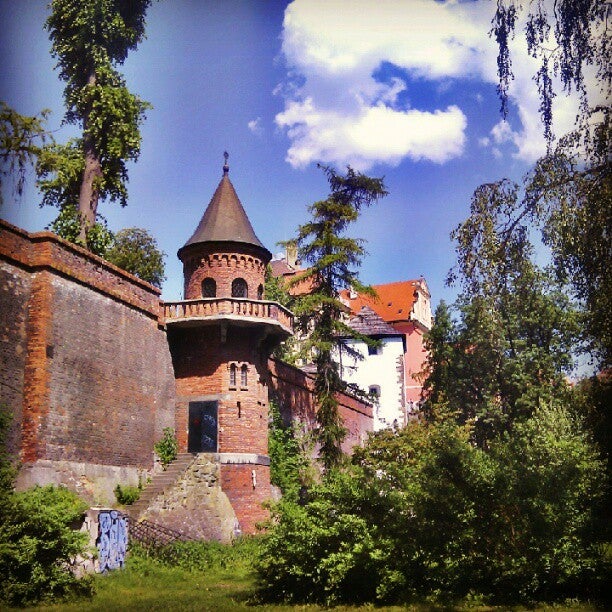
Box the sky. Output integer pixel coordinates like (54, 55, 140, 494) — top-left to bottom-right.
(0, 0, 594, 307)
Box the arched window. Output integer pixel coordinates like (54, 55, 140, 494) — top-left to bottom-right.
(229, 363, 237, 388)
(202, 277, 216, 298)
(257, 284, 264, 300)
(231, 278, 248, 298)
(241, 364, 248, 388)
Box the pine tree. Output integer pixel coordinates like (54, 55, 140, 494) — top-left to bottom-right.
(291, 165, 387, 471)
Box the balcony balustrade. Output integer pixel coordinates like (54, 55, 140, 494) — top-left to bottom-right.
(162, 297, 293, 337)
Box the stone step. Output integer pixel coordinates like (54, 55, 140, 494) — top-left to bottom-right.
(127, 453, 199, 520)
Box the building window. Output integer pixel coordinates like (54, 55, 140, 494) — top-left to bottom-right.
(232, 278, 248, 298)
(241, 364, 248, 388)
(202, 277, 216, 298)
(257, 284, 264, 300)
(369, 385, 381, 400)
(229, 363, 237, 388)
(368, 343, 381, 355)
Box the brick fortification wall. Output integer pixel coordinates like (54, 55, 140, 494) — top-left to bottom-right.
(268, 358, 373, 453)
(0, 219, 176, 504)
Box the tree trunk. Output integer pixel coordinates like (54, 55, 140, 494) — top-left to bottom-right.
(77, 72, 102, 245)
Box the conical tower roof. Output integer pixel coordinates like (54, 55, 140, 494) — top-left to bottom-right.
(179, 155, 271, 261)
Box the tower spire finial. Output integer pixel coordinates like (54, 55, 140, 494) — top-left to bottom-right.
(223, 151, 229, 175)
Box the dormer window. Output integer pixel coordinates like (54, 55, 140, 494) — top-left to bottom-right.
(202, 277, 216, 298)
(232, 278, 248, 298)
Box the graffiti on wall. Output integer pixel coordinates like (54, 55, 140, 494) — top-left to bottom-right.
(97, 510, 128, 572)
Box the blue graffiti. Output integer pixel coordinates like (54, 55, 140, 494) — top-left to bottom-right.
(97, 510, 128, 572)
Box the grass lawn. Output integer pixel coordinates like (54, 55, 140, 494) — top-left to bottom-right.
(15, 551, 405, 612)
(14, 549, 602, 612)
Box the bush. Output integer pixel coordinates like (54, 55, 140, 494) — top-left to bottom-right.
(256, 405, 609, 606)
(0, 485, 93, 607)
(114, 482, 141, 505)
(268, 400, 316, 501)
(154, 427, 178, 469)
(105, 228, 166, 288)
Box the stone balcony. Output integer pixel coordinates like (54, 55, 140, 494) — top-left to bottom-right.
(162, 297, 293, 338)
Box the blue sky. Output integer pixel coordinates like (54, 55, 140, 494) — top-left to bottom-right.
(0, 0, 592, 307)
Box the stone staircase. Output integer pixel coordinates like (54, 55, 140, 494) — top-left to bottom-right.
(128, 453, 197, 521)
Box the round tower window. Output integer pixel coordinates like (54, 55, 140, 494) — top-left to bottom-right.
(202, 278, 216, 298)
(232, 278, 248, 298)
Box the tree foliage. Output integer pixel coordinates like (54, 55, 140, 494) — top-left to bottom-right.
(492, 0, 610, 142)
(0, 102, 52, 207)
(47, 203, 115, 257)
(105, 227, 166, 288)
(291, 165, 387, 471)
(257, 407, 607, 606)
(523, 124, 611, 365)
(43, 0, 152, 242)
(423, 178, 579, 446)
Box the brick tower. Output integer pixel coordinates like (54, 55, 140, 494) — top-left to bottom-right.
(164, 154, 292, 533)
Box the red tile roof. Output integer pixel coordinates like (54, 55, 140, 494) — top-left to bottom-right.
(340, 280, 424, 323)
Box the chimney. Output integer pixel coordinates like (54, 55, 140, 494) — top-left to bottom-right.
(286, 241, 298, 268)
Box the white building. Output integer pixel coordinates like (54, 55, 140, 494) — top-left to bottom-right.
(337, 306, 406, 431)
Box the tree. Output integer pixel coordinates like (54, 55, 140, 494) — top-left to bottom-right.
(422, 178, 579, 447)
(489, 3, 611, 367)
(47, 203, 115, 257)
(0, 102, 52, 207)
(291, 165, 387, 471)
(491, 0, 610, 142)
(104, 227, 166, 288)
(523, 127, 611, 366)
(43, 0, 152, 243)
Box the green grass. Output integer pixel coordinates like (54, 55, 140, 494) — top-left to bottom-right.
(11, 541, 606, 612)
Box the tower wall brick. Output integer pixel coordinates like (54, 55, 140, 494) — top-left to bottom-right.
(181, 244, 267, 300)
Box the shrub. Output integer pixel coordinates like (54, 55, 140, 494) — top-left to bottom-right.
(256, 405, 608, 606)
(154, 427, 178, 469)
(0, 485, 93, 607)
(268, 400, 316, 501)
(114, 482, 141, 505)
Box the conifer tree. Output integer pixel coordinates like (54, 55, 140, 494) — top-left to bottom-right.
(291, 165, 387, 471)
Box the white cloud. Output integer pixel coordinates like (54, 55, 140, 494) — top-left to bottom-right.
(277, 102, 466, 170)
(276, 0, 594, 168)
(248, 117, 264, 136)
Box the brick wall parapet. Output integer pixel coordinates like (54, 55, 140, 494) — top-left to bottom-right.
(0, 218, 161, 321)
(268, 357, 373, 419)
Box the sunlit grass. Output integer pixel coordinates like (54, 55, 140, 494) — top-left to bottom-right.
(14, 540, 606, 612)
